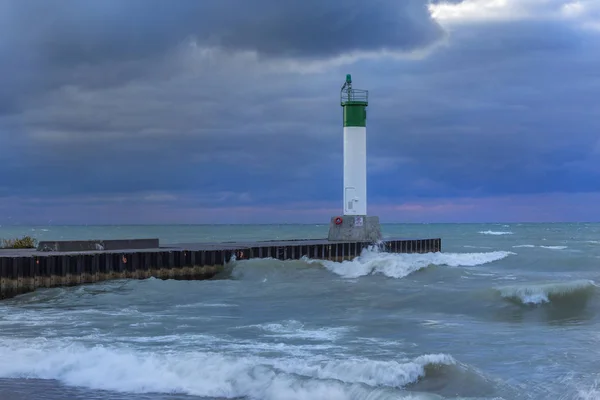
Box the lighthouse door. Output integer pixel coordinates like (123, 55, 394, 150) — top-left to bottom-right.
(345, 187, 357, 215)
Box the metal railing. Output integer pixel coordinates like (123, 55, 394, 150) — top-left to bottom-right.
(341, 88, 368, 105)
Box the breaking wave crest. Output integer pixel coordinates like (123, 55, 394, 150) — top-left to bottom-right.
(539, 245, 568, 250)
(307, 247, 514, 279)
(494, 280, 597, 305)
(0, 339, 461, 399)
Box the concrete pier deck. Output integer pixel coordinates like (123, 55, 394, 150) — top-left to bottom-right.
(0, 237, 441, 300)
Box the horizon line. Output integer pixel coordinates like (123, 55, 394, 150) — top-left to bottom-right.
(1, 221, 600, 227)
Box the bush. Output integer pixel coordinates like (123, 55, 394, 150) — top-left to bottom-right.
(1, 236, 38, 249)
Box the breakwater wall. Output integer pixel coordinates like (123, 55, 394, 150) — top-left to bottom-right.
(0, 237, 441, 300)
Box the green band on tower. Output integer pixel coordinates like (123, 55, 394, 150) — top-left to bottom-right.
(343, 102, 367, 127)
(341, 74, 368, 127)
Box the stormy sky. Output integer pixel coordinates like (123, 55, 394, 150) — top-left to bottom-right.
(1, 0, 599, 224)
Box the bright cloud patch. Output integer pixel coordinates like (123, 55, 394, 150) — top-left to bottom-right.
(429, 0, 600, 27)
(428, 0, 528, 22)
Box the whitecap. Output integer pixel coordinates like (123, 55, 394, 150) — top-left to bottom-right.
(495, 280, 596, 305)
(246, 320, 352, 341)
(174, 302, 238, 309)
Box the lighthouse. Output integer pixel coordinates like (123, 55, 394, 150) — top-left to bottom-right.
(328, 74, 382, 242)
(341, 74, 367, 216)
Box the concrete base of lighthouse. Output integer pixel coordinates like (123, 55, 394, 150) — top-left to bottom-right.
(327, 215, 382, 242)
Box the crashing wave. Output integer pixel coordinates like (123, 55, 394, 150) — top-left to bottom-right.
(0, 339, 463, 399)
(305, 247, 514, 279)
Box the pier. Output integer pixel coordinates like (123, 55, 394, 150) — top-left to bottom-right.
(0, 237, 441, 300)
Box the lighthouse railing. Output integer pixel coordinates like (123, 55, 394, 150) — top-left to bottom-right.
(341, 88, 368, 105)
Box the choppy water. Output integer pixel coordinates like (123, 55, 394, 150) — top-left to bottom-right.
(1, 223, 600, 399)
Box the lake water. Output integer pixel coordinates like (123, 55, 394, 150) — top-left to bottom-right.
(0, 223, 599, 399)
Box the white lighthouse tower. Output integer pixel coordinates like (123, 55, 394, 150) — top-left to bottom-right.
(328, 74, 382, 242)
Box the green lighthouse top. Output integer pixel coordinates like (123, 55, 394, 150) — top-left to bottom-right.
(341, 74, 368, 127)
(340, 74, 368, 107)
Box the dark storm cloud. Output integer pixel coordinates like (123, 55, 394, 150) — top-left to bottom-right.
(0, 0, 444, 133)
(0, 0, 443, 104)
(3, 0, 441, 62)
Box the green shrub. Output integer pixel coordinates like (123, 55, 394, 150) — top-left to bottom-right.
(1, 236, 38, 249)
